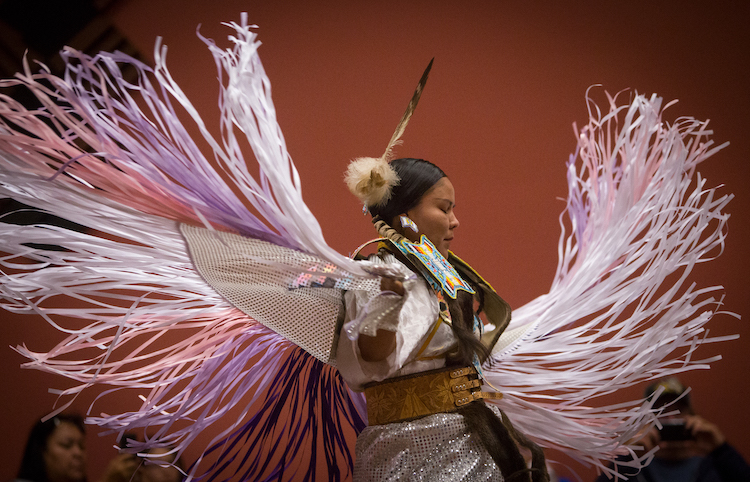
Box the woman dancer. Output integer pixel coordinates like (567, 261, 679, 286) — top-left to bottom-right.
(339, 157, 547, 481)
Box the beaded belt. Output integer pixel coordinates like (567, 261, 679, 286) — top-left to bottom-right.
(363, 365, 503, 425)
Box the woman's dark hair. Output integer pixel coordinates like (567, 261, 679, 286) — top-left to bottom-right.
(17, 413, 87, 482)
(369, 158, 446, 225)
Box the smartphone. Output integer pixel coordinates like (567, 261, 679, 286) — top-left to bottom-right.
(659, 419, 692, 441)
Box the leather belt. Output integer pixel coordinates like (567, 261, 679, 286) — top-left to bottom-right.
(363, 365, 502, 425)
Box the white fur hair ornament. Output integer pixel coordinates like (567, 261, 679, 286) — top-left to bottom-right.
(344, 59, 433, 211)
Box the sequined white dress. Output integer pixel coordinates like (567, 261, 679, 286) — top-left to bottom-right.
(337, 258, 504, 481)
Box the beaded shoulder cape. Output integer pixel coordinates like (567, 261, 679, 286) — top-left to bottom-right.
(0, 15, 735, 481)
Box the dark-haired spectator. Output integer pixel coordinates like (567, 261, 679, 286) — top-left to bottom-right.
(15, 414, 87, 482)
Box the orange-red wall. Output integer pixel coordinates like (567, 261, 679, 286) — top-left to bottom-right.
(2, 1, 748, 481)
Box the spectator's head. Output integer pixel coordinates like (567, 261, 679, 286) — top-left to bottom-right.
(17, 413, 87, 482)
(645, 377, 694, 415)
(645, 377, 703, 462)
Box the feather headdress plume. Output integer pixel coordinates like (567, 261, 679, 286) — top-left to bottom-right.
(345, 59, 434, 211)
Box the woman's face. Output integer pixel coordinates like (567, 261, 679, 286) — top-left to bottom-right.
(44, 422, 86, 482)
(399, 177, 459, 257)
